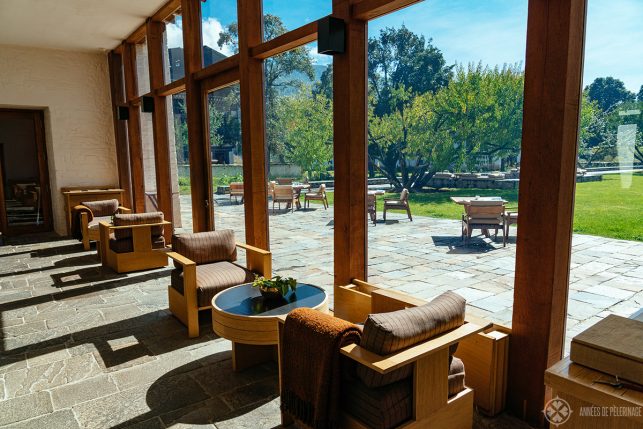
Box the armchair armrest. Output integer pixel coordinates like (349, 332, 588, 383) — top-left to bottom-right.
(118, 206, 131, 214)
(167, 251, 196, 267)
(340, 321, 485, 374)
(236, 242, 272, 278)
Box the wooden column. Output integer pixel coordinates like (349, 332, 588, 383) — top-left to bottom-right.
(333, 0, 368, 286)
(181, 0, 211, 232)
(107, 51, 133, 209)
(147, 20, 174, 239)
(122, 42, 146, 213)
(237, 0, 269, 249)
(508, 0, 587, 424)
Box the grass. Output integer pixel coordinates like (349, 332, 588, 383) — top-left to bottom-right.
(310, 173, 642, 241)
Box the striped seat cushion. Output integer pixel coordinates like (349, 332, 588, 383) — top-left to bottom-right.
(172, 230, 237, 268)
(357, 291, 466, 388)
(81, 199, 119, 217)
(87, 216, 112, 230)
(170, 261, 254, 307)
(113, 212, 164, 240)
(342, 356, 466, 429)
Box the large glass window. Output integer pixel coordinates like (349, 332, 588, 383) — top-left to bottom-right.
(163, 13, 185, 82)
(140, 107, 157, 213)
(201, 0, 238, 67)
(366, 0, 527, 328)
(262, 1, 331, 42)
(135, 39, 150, 96)
(566, 0, 642, 353)
(167, 91, 192, 233)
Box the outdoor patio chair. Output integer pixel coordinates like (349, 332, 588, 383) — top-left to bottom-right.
(167, 230, 271, 337)
(461, 200, 507, 246)
(272, 184, 297, 212)
(383, 188, 412, 221)
(279, 286, 485, 429)
(98, 212, 170, 273)
(503, 207, 518, 239)
(367, 193, 377, 225)
(267, 181, 276, 200)
(229, 182, 244, 204)
(303, 184, 328, 209)
(276, 178, 294, 185)
(73, 199, 131, 250)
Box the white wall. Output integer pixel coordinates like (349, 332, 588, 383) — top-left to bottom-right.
(0, 45, 118, 235)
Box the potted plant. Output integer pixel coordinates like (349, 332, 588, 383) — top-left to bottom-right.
(252, 275, 297, 300)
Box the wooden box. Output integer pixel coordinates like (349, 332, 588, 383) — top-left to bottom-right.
(570, 314, 643, 385)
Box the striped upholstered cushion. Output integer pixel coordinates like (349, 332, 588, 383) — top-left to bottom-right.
(170, 261, 254, 307)
(356, 291, 466, 387)
(172, 230, 237, 267)
(342, 356, 466, 429)
(81, 199, 119, 217)
(113, 212, 164, 240)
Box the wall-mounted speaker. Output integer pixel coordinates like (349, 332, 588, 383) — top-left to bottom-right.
(317, 16, 345, 55)
(117, 105, 129, 120)
(142, 96, 155, 113)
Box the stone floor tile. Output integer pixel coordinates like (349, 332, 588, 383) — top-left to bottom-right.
(50, 374, 119, 410)
(0, 391, 53, 426)
(0, 409, 80, 429)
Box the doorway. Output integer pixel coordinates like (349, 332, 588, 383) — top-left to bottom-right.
(0, 109, 53, 235)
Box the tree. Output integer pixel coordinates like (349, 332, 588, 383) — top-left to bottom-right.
(577, 94, 615, 167)
(313, 65, 333, 101)
(585, 77, 635, 111)
(637, 85, 643, 103)
(278, 90, 333, 180)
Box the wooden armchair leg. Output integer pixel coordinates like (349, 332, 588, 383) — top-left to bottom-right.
(187, 307, 199, 338)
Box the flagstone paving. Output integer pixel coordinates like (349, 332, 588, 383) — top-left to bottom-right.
(0, 194, 640, 428)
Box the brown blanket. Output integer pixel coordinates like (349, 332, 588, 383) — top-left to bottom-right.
(71, 205, 93, 241)
(281, 308, 362, 429)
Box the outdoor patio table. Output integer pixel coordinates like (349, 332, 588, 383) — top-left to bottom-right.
(211, 282, 328, 371)
(367, 189, 385, 196)
(292, 183, 310, 209)
(450, 196, 506, 205)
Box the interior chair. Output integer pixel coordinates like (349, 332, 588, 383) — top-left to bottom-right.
(167, 229, 272, 337)
(272, 185, 297, 212)
(367, 193, 377, 225)
(280, 282, 487, 429)
(98, 212, 170, 273)
(229, 182, 244, 204)
(73, 199, 130, 250)
(461, 200, 506, 246)
(383, 188, 412, 222)
(503, 207, 518, 240)
(304, 184, 328, 209)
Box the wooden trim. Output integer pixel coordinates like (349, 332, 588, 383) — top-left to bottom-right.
(152, 0, 181, 22)
(126, 23, 147, 44)
(202, 69, 239, 93)
(333, 0, 368, 286)
(108, 51, 133, 209)
(250, 21, 318, 60)
(181, 0, 211, 232)
(194, 55, 240, 81)
(507, 0, 587, 425)
(238, 0, 269, 250)
(147, 20, 174, 241)
(157, 78, 186, 96)
(352, 0, 423, 21)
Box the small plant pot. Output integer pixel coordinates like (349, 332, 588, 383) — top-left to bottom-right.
(259, 286, 285, 301)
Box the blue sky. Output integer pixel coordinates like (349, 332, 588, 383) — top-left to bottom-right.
(191, 0, 642, 92)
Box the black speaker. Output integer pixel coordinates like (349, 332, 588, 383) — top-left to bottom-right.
(117, 105, 129, 120)
(142, 95, 155, 113)
(317, 16, 345, 55)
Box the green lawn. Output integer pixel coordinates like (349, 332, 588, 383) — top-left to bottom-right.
(311, 173, 642, 241)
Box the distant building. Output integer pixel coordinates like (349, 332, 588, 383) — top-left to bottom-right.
(167, 45, 228, 81)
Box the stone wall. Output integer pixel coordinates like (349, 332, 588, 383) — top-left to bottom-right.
(0, 45, 118, 235)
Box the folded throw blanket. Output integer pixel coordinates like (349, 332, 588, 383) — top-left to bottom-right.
(71, 205, 93, 241)
(281, 308, 362, 429)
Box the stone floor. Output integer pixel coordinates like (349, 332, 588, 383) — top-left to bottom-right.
(0, 194, 640, 428)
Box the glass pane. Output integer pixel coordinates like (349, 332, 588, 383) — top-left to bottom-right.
(567, 1, 642, 354)
(167, 92, 192, 233)
(163, 13, 185, 82)
(140, 107, 157, 212)
(265, 41, 334, 291)
(135, 39, 150, 95)
(201, 0, 238, 66)
(208, 83, 245, 239)
(367, 1, 527, 328)
(262, 1, 331, 42)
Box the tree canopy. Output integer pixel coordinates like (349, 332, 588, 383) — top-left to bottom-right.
(585, 77, 635, 111)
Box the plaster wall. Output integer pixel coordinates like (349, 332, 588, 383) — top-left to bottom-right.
(0, 45, 117, 235)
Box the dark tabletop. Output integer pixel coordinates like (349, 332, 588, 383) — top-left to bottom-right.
(212, 283, 327, 317)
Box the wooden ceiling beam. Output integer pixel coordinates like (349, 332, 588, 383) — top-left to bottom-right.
(152, 0, 181, 22)
(250, 21, 318, 60)
(351, 0, 423, 21)
(157, 78, 186, 96)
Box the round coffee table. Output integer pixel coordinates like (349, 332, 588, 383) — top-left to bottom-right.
(211, 283, 328, 371)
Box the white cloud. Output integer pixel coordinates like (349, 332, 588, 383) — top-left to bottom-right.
(307, 44, 332, 66)
(165, 17, 235, 57)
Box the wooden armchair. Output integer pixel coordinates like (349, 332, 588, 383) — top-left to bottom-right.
(461, 200, 506, 246)
(280, 281, 489, 429)
(98, 212, 170, 273)
(383, 188, 412, 221)
(74, 199, 131, 250)
(503, 207, 518, 239)
(276, 177, 294, 185)
(304, 184, 329, 209)
(167, 230, 272, 337)
(229, 182, 244, 204)
(272, 185, 297, 212)
(367, 193, 377, 225)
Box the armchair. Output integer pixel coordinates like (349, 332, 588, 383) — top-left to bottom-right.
(98, 212, 170, 273)
(280, 285, 487, 429)
(167, 230, 272, 337)
(461, 200, 506, 246)
(383, 188, 412, 222)
(304, 183, 328, 209)
(272, 185, 297, 212)
(229, 182, 244, 204)
(73, 199, 131, 250)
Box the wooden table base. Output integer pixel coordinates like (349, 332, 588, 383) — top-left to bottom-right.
(231, 342, 278, 372)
